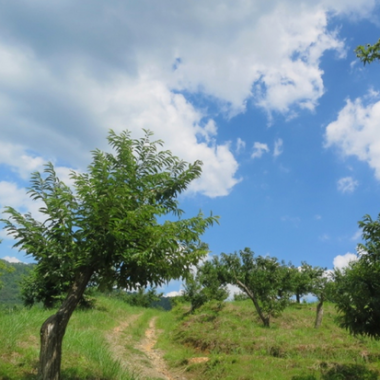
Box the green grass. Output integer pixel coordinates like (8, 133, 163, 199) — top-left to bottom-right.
(156, 300, 380, 380)
(0, 297, 150, 380)
(3, 297, 380, 380)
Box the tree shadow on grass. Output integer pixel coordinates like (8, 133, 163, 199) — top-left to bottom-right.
(292, 363, 379, 380)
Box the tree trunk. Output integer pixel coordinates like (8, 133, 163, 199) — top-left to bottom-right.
(314, 300, 324, 328)
(235, 279, 270, 327)
(39, 267, 93, 380)
(296, 293, 301, 303)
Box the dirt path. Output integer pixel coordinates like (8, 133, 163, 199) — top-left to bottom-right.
(107, 314, 187, 380)
(137, 317, 186, 380)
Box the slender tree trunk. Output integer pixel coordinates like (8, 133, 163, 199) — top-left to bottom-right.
(296, 293, 300, 303)
(314, 299, 324, 328)
(235, 279, 270, 327)
(39, 267, 93, 380)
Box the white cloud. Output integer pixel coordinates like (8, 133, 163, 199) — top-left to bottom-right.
(337, 176, 359, 193)
(226, 284, 242, 300)
(351, 229, 362, 241)
(325, 96, 380, 180)
(236, 138, 246, 154)
(1, 256, 22, 263)
(0, 0, 376, 198)
(0, 181, 44, 225)
(164, 290, 183, 297)
(252, 142, 269, 159)
(333, 252, 358, 270)
(274, 138, 284, 158)
(315, 214, 322, 220)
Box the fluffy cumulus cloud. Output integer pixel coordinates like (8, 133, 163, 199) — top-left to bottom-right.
(333, 252, 358, 270)
(337, 176, 359, 193)
(0, 0, 376, 198)
(326, 95, 380, 180)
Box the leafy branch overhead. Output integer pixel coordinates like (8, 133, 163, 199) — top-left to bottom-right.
(355, 38, 380, 65)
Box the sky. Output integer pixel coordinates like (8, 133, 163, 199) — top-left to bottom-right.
(1, 0, 380, 296)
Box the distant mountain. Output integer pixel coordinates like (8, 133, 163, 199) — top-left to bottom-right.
(0, 260, 33, 307)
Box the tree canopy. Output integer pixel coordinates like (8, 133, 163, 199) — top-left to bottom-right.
(333, 214, 380, 338)
(218, 248, 293, 327)
(1, 129, 218, 380)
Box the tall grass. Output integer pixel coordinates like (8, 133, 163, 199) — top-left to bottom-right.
(0, 297, 147, 380)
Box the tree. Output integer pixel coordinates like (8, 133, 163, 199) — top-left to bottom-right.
(333, 213, 380, 338)
(1, 129, 217, 380)
(219, 248, 293, 327)
(290, 262, 320, 303)
(183, 257, 229, 313)
(355, 38, 380, 65)
(310, 268, 332, 328)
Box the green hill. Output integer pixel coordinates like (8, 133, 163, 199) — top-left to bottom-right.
(0, 260, 33, 307)
(1, 294, 380, 379)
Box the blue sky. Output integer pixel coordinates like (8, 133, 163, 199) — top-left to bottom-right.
(1, 1, 380, 296)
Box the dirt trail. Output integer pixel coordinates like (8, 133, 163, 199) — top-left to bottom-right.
(107, 315, 187, 380)
(137, 317, 186, 380)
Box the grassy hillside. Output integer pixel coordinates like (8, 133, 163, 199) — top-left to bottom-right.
(0, 296, 160, 380)
(2, 296, 380, 380)
(156, 300, 380, 380)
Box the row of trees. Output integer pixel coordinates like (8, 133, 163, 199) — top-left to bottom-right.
(183, 249, 331, 328)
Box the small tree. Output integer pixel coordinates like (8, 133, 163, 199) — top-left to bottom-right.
(290, 262, 320, 303)
(183, 257, 229, 313)
(333, 213, 380, 338)
(311, 268, 332, 328)
(219, 248, 292, 327)
(1, 129, 217, 380)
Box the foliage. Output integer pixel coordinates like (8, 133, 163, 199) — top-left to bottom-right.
(333, 213, 380, 338)
(20, 267, 95, 309)
(0, 260, 32, 307)
(290, 262, 323, 303)
(1, 129, 218, 379)
(219, 248, 293, 327)
(355, 38, 380, 65)
(111, 287, 163, 308)
(183, 257, 229, 313)
(0, 259, 14, 291)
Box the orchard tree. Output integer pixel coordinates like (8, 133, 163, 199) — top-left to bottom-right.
(290, 262, 321, 303)
(219, 248, 293, 327)
(1, 129, 217, 380)
(310, 268, 332, 328)
(183, 257, 229, 313)
(333, 213, 380, 338)
(355, 38, 380, 65)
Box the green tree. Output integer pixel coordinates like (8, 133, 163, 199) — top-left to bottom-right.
(1, 129, 217, 380)
(290, 262, 320, 304)
(333, 213, 380, 338)
(183, 257, 229, 313)
(219, 248, 292, 327)
(355, 38, 380, 65)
